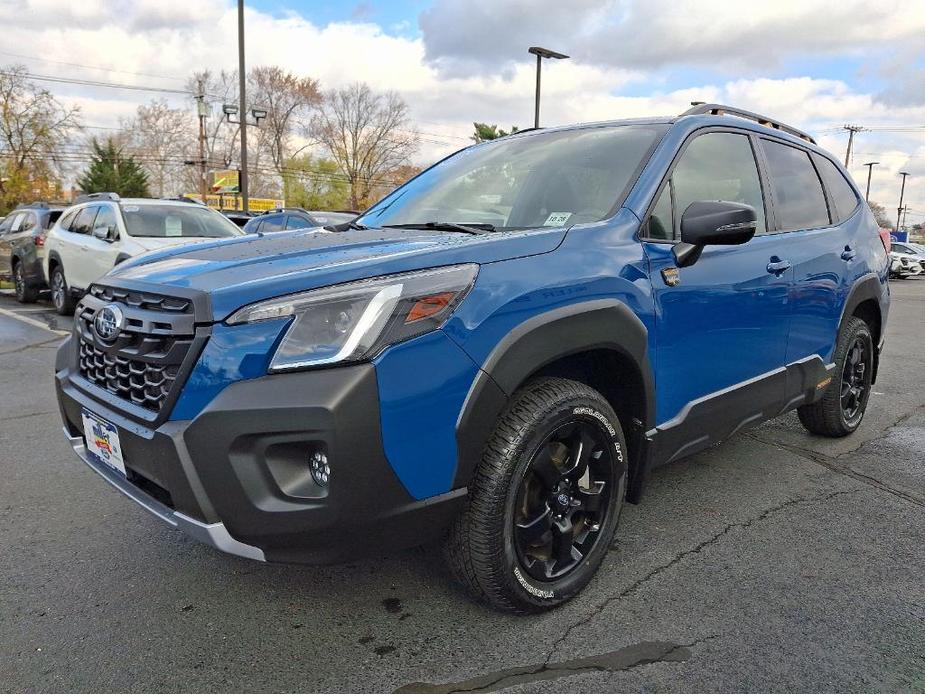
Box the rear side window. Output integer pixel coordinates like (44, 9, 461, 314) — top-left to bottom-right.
(19, 212, 36, 232)
(814, 155, 860, 222)
(672, 132, 767, 236)
(762, 140, 830, 231)
(72, 207, 99, 235)
(57, 208, 80, 231)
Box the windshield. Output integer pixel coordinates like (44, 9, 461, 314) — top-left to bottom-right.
(122, 204, 244, 238)
(358, 124, 667, 230)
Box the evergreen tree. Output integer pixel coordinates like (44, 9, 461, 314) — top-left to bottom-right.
(471, 123, 520, 143)
(77, 139, 151, 197)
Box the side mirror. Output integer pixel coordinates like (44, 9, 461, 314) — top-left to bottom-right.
(92, 225, 118, 243)
(673, 201, 758, 268)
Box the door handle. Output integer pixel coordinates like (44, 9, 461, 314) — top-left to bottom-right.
(766, 258, 792, 275)
(841, 246, 856, 261)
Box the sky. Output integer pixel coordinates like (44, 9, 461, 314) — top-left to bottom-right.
(2, 0, 925, 222)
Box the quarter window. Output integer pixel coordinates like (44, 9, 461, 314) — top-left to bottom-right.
(762, 140, 830, 231)
(672, 132, 767, 236)
(647, 182, 673, 240)
(814, 155, 860, 222)
(58, 208, 80, 231)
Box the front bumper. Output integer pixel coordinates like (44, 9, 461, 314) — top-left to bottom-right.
(56, 345, 465, 564)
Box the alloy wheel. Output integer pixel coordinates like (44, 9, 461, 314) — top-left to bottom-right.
(513, 419, 614, 581)
(841, 336, 870, 425)
(52, 271, 64, 310)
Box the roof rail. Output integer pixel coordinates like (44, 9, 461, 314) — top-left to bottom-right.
(680, 103, 816, 144)
(75, 192, 121, 203)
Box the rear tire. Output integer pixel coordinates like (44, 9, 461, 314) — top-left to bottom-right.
(445, 377, 626, 613)
(13, 262, 38, 303)
(798, 316, 873, 437)
(50, 265, 75, 316)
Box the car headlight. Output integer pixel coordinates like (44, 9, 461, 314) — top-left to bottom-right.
(226, 264, 479, 372)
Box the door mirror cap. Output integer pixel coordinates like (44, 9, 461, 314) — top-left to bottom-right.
(673, 200, 758, 268)
(92, 225, 118, 243)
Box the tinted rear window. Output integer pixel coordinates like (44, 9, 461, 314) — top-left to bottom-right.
(762, 140, 830, 231)
(814, 155, 859, 223)
(45, 210, 63, 229)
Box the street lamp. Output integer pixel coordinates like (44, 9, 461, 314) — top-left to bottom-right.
(528, 46, 569, 129)
(222, 104, 267, 126)
(237, 0, 249, 213)
(863, 162, 878, 202)
(897, 171, 910, 232)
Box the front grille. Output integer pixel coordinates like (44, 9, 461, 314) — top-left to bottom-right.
(75, 287, 199, 414)
(79, 340, 181, 410)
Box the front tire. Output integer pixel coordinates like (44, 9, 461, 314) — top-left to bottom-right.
(13, 262, 38, 303)
(50, 265, 75, 316)
(798, 316, 874, 437)
(445, 377, 627, 613)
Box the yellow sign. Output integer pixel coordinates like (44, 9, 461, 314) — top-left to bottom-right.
(185, 194, 285, 212)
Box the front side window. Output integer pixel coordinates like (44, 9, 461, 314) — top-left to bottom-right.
(672, 132, 767, 236)
(814, 155, 860, 223)
(359, 124, 668, 230)
(257, 215, 284, 232)
(121, 204, 242, 238)
(285, 215, 309, 230)
(93, 206, 118, 236)
(762, 140, 830, 231)
(71, 207, 99, 235)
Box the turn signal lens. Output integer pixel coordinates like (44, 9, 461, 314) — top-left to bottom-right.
(405, 292, 456, 324)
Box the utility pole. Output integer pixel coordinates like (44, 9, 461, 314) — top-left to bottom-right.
(897, 171, 910, 232)
(528, 46, 569, 129)
(902, 205, 909, 230)
(843, 125, 863, 167)
(237, 0, 249, 213)
(863, 161, 878, 202)
(195, 79, 209, 203)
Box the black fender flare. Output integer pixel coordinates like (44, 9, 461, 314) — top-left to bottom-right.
(453, 299, 655, 497)
(838, 273, 887, 381)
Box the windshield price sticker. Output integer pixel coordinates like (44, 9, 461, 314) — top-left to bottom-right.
(544, 212, 572, 227)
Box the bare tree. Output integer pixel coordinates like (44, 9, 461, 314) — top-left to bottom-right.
(250, 66, 321, 176)
(312, 83, 418, 209)
(0, 65, 81, 209)
(120, 99, 194, 197)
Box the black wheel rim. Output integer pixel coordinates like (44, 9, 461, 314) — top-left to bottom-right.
(52, 272, 64, 309)
(841, 336, 871, 424)
(513, 419, 615, 582)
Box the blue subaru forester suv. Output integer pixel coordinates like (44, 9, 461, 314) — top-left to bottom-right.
(55, 104, 889, 612)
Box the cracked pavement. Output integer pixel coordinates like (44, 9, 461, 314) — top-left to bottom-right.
(1, 281, 924, 694)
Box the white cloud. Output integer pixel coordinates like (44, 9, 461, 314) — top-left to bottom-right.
(3, 0, 925, 213)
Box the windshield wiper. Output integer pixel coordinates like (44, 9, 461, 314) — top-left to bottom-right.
(382, 221, 494, 235)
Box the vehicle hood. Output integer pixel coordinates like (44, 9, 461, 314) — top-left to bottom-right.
(108, 226, 567, 321)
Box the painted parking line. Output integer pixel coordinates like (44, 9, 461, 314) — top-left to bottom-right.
(0, 307, 69, 336)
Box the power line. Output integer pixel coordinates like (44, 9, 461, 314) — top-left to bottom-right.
(0, 70, 192, 96)
(0, 50, 187, 84)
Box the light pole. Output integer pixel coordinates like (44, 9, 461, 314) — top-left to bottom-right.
(863, 161, 878, 202)
(237, 0, 249, 213)
(528, 46, 569, 129)
(897, 171, 910, 232)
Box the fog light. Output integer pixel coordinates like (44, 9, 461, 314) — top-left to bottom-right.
(310, 451, 330, 487)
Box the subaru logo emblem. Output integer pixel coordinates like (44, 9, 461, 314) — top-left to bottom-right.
(94, 304, 123, 342)
(557, 493, 570, 507)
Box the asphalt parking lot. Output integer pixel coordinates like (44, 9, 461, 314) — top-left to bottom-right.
(1, 282, 923, 694)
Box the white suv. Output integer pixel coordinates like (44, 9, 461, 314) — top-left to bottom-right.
(44, 194, 243, 314)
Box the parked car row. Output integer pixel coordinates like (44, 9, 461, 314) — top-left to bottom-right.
(1, 194, 356, 312)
